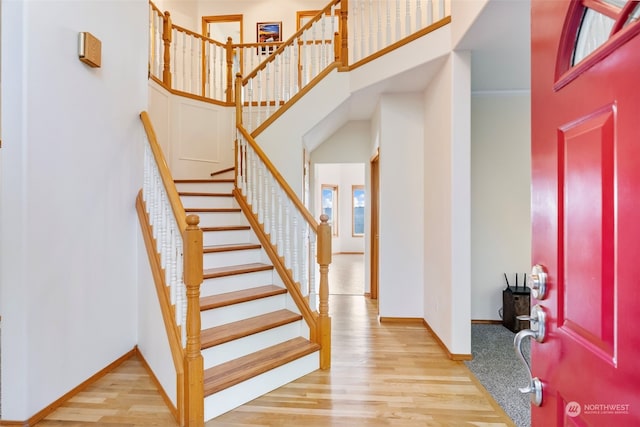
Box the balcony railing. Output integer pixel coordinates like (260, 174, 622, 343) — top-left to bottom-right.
(149, 0, 451, 114)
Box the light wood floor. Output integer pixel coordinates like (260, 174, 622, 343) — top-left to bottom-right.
(35, 256, 514, 427)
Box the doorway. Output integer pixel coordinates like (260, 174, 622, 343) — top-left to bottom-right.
(202, 14, 243, 77)
(370, 151, 379, 300)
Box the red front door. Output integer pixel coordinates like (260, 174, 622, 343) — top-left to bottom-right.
(531, 1, 640, 426)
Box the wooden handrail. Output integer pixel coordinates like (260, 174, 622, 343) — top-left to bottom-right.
(173, 23, 226, 48)
(140, 111, 187, 233)
(235, 115, 319, 231)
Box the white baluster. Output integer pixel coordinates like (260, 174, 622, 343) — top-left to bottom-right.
(247, 79, 254, 132)
(285, 45, 291, 101)
(251, 149, 258, 210)
(416, 0, 423, 31)
(377, 0, 382, 52)
(257, 164, 264, 223)
(277, 188, 284, 257)
(386, 1, 392, 46)
(309, 230, 317, 311)
(292, 213, 299, 283)
(160, 192, 167, 266)
(360, 1, 365, 58)
(405, 0, 411, 37)
(439, 0, 445, 19)
(181, 31, 187, 91)
(212, 43, 217, 100)
(195, 36, 200, 94)
(257, 70, 263, 127)
(301, 222, 309, 297)
(176, 234, 184, 311)
(219, 44, 225, 101)
(271, 178, 277, 245)
(284, 202, 291, 269)
(427, 0, 433, 25)
(351, 0, 358, 63)
(368, 0, 374, 57)
(274, 54, 279, 109)
(395, 0, 401, 42)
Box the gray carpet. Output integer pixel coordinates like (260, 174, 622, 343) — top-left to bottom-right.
(465, 324, 531, 427)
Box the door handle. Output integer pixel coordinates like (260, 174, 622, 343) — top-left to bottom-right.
(513, 304, 546, 406)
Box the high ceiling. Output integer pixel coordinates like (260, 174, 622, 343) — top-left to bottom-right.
(303, 0, 532, 150)
(459, 0, 531, 93)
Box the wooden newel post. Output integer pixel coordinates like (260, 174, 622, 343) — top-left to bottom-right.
(184, 215, 204, 426)
(162, 11, 173, 88)
(317, 214, 332, 369)
(339, 0, 349, 67)
(235, 73, 243, 125)
(226, 37, 235, 104)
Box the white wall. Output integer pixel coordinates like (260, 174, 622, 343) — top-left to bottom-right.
(155, 0, 199, 30)
(377, 93, 425, 319)
(314, 163, 365, 254)
(148, 81, 235, 179)
(0, 0, 147, 419)
(137, 226, 177, 406)
(471, 92, 531, 320)
(450, 0, 489, 49)
(423, 52, 471, 356)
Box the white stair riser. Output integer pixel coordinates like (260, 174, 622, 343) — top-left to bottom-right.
(193, 211, 246, 227)
(201, 269, 275, 297)
(203, 229, 251, 246)
(175, 182, 234, 193)
(203, 248, 263, 269)
(180, 195, 236, 209)
(200, 294, 287, 330)
(204, 351, 319, 421)
(202, 321, 303, 367)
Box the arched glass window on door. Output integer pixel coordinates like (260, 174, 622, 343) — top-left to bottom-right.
(572, 0, 640, 66)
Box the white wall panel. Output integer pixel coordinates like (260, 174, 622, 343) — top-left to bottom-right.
(471, 92, 531, 320)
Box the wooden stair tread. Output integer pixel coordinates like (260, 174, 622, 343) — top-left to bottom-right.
(203, 337, 320, 395)
(200, 285, 287, 311)
(178, 191, 233, 197)
(174, 179, 234, 183)
(201, 225, 250, 232)
(201, 309, 303, 349)
(203, 243, 261, 253)
(185, 207, 240, 213)
(203, 262, 273, 279)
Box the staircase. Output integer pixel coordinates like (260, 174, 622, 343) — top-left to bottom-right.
(174, 174, 320, 420)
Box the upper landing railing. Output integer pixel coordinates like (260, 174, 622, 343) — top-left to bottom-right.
(149, 0, 451, 124)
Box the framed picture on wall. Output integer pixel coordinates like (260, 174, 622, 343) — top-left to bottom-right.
(256, 21, 282, 55)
